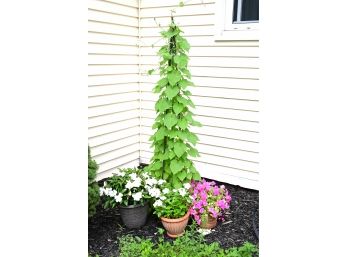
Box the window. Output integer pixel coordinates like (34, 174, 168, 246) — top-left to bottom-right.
(233, 0, 259, 23)
(215, 0, 259, 41)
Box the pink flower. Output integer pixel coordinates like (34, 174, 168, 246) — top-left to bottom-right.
(209, 207, 218, 218)
(213, 186, 220, 196)
(199, 208, 205, 214)
(200, 191, 207, 201)
(217, 199, 226, 209)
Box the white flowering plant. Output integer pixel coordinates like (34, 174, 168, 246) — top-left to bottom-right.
(152, 182, 192, 219)
(99, 168, 166, 208)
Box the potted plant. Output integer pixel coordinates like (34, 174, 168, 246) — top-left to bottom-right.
(190, 179, 232, 229)
(152, 182, 192, 238)
(100, 168, 164, 228)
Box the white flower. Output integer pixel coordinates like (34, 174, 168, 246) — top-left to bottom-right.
(162, 188, 170, 194)
(132, 192, 143, 202)
(99, 187, 104, 196)
(148, 187, 161, 198)
(145, 178, 158, 186)
(172, 189, 178, 193)
(178, 188, 187, 197)
(132, 177, 142, 188)
(109, 189, 117, 197)
(129, 173, 138, 180)
(125, 181, 134, 190)
(183, 183, 191, 190)
(143, 172, 150, 179)
(159, 195, 166, 201)
(153, 199, 163, 207)
(158, 179, 166, 185)
(114, 193, 123, 203)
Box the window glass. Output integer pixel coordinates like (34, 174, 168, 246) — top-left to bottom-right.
(233, 0, 259, 23)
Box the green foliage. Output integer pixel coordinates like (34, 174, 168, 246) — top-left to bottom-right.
(147, 18, 202, 188)
(88, 147, 100, 217)
(119, 224, 258, 257)
(152, 185, 191, 219)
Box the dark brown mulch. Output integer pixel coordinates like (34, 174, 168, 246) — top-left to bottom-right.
(88, 179, 259, 257)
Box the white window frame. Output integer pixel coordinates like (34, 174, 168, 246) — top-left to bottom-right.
(215, 0, 259, 41)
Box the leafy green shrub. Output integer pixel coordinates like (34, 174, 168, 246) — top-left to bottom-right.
(118, 224, 258, 257)
(88, 146, 100, 217)
(147, 17, 202, 188)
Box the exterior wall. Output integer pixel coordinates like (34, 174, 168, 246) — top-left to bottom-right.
(88, 0, 140, 180)
(138, 0, 259, 189)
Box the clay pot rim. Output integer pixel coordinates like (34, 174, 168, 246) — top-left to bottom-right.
(120, 201, 149, 209)
(160, 210, 190, 222)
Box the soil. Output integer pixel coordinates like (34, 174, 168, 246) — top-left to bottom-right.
(88, 179, 259, 257)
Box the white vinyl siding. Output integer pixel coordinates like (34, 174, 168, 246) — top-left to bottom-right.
(138, 0, 259, 190)
(88, 0, 140, 180)
(87, 0, 259, 190)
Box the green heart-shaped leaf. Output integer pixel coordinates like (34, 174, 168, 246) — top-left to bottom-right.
(165, 86, 180, 99)
(168, 70, 181, 86)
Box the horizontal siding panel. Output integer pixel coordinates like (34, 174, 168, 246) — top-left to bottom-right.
(89, 73, 139, 85)
(89, 20, 138, 35)
(88, 0, 138, 17)
(140, 36, 258, 47)
(141, 132, 257, 152)
(89, 83, 139, 96)
(140, 155, 258, 183)
(96, 158, 139, 181)
(90, 126, 139, 147)
(89, 117, 139, 138)
(97, 159, 140, 180)
(89, 54, 138, 65)
(88, 32, 138, 45)
(89, 109, 139, 127)
(91, 134, 138, 155)
(141, 115, 258, 132)
(103, 0, 138, 7)
(140, 76, 258, 90)
(95, 143, 139, 167)
(140, 56, 259, 68)
(194, 162, 258, 189)
(141, 0, 215, 8)
(141, 107, 258, 123)
(141, 150, 257, 173)
(141, 25, 215, 37)
(89, 92, 138, 106)
(98, 151, 139, 173)
(140, 83, 258, 100)
(88, 64, 138, 75)
(89, 100, 139, 117)
(141, 3, 214, 17)
(88, 9, 138, 27)
(140, 15, 215, 27)
(141, 140, 258, 162)
(140, 66, 259, 79)
(140, 46, 258, 57)
(141, 92, 259, 111)
(142, 124, 259, 144)
(89, 43, 138, 55)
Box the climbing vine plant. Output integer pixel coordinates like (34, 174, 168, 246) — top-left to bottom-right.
(147, 18, 202, 188)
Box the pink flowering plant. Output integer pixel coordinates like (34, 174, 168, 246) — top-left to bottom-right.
(190, 179, 232, 225)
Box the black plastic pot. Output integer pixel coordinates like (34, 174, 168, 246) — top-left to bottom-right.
(119, 202, 149, 228)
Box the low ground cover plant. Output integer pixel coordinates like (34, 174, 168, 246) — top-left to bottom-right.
(118, 224, 258, 257)
(190, 179, 232, 225)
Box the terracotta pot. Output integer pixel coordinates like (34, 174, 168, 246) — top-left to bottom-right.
(200, 215, 217, 229)
(119, 202, 149, 229)
(160, 211, 190, 238)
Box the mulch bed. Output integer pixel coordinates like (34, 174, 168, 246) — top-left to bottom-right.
(88, 179, 259, 257)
